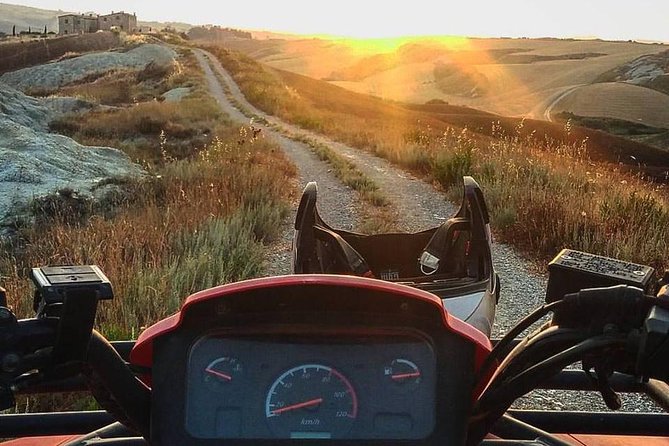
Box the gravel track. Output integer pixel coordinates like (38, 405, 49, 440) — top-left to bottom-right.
(194, 49, 360, 276)
(194, 49, 546, 337)
(194, 48, 660, 412)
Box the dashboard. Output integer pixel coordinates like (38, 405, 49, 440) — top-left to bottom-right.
(140, 275, 491, 446)
(185, 334, 436, 440)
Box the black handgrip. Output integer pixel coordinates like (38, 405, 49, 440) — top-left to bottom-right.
(85, 330, 151, 439)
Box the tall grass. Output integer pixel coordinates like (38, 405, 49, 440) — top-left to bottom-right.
(1, 47, 296, 337)
(1, 130, 294, 336)
(209, 46, 669, 272)
(0, 46, 297, 415)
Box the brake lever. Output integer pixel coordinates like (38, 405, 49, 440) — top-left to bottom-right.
(583, 359, 622, 410)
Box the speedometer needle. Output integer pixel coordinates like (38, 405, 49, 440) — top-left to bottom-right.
(205, 368, 232, 381)
(271, 398, 323, 415)
(391, 372, 421, 380)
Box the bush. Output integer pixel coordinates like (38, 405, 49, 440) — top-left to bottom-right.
(431, 144, 474, 187)
(30, 188, 93, 226)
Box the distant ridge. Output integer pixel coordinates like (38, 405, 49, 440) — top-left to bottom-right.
(0, 2, 63, 34)
(0, 2, 193, 35)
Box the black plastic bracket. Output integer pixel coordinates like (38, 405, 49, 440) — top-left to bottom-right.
(30, 266, 113, 364)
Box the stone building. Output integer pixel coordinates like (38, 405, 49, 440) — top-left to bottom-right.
(58, 11, 137, 35)
(97, 12, 138, 33)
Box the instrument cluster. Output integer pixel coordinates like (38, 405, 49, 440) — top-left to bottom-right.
(185, 333, 436, 440)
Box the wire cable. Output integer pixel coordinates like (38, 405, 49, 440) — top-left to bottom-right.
(478, 336, 626, 415)
(468, 336, 626, 446)
(477, 300, 567, 383)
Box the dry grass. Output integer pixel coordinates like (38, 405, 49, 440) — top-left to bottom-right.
(2, 124, 294, 337)
(55, 58, 183, 105)
(432, 123, 669, 271)
(1, 48, 297, 337)
(210, 45, 669, 272)
(0, 45, 299, 414)
(57, 69, 136, 104)
(1, 126, 294, 415)
(48, 50, 221, 164)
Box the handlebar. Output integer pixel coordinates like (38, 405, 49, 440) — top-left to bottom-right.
(1, 265, 668, 445)
(467, 284, 669, 445)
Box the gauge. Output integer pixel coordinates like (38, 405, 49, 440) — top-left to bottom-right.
(265, 364, 357, 439)
(203, 357, 243, 392)
(384, 359, 422, 388)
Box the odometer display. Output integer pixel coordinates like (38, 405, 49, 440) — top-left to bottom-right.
(265, 364, 357, 438)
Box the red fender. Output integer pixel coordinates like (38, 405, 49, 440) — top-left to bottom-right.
(0, 436, 79, 446)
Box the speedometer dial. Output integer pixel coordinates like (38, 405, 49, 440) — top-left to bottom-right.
(265, 364, 357, 439)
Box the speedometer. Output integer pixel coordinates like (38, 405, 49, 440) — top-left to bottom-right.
(265, 364, 357, 439)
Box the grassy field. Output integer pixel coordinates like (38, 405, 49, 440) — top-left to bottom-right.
(0, 45, 296, 413)
(209, 45, 669, 273)
(222, 36, 667, 117)
(556, 112, 669, 152)
(208, 45, 669, 174)
(550, 82, 669, 130)
(47, 48, 222, 163)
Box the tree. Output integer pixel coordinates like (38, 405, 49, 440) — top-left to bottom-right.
(28, 26, 31, 33)
(12, 25, 15, 37)
(44, 25, 47, 35)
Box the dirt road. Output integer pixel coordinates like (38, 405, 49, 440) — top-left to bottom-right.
(194, 49, 362, 276)
(193, 48, 547, 334)
(533, 84, 585, 121)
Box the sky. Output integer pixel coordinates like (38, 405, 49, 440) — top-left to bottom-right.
(11, 0, 669, 42)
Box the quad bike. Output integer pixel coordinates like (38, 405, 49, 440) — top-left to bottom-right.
(292, 177, 499, 337)
(0, 247, 668, 445)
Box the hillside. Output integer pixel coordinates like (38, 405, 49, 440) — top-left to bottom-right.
(278, 67, 669, 176)
(208, 45, 669, 277)
(0, 2, 62, 34)
(550, 82, 669, 129)
(222, 36, 669, 127)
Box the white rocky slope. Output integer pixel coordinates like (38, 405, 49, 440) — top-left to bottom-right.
(0, 82, 143, 230)
(608, 49, 669, 85)
(0, 43, 182, 230)
(0, 44, 177, 91)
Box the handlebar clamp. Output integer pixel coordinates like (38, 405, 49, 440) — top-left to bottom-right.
(31, 265, 113, 364)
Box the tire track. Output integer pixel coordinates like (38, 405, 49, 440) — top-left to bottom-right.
(194, 49, 361, 276)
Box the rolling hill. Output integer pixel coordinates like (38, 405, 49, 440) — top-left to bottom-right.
(0, 2, 61, 34)
(222, 36, 669, 130)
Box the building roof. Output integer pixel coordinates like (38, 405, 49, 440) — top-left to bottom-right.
(58, 13, 99, 18)
(99, 11, 136, 17)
